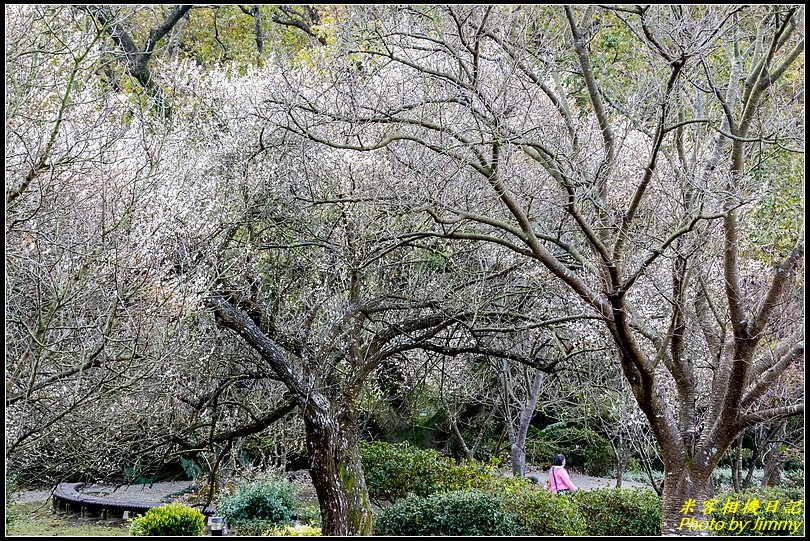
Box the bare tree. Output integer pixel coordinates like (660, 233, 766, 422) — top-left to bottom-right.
(196, 129, 571, 533)
(6, 5, 166, 479)
(5, 5, 298, 489)
(271, 5, 804, 533)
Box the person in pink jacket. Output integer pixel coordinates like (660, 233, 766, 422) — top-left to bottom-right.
(546, 454, 578, 493)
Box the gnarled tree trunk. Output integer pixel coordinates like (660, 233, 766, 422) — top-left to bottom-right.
(304, 408, 372, 536)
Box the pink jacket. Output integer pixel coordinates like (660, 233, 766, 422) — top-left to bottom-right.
(546, 466, 577, 493)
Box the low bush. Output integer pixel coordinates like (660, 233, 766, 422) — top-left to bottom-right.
(360, 441, 447, 501)
(360, 441, 529, 503)
(620, 468, 664, 486)
(782, 467, 803, 489)
(295, 505, 322, 528)
(264, 524, 323, 536)
(374, 489, 521, 536)
(5, 474, 18, 533)
(504, 486, 587, 536)
(709, 486, 804, 536)
(573, 487, 661, 536)
(129, 503, 205, 536)
(216, 475, 298, 535)
(711, 467, 765, 490)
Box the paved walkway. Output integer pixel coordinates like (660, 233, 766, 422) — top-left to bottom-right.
(14, 481, 194, 505)
(518, 466, 653, 491)
(15, 471, 652, 508)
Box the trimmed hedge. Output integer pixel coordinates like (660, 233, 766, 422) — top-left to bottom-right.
(374, 489, 521, 536)
(709, 486, 804, 536)
(505, 486, 587, 535)
(573, 487, 661, 536)
(129, 503, 205, 536)
(360, 441, 445, 501)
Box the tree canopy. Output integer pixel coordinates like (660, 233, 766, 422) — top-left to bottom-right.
(5, 4, 804, 536)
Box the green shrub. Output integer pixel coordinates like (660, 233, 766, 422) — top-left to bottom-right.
(374, 489, 521, 536)
(573, 487, 661, 536)
(216, 476, 298, 534)
(360, 441, 529, 503)
(782, 467, 803, 489)
(129, 503, 205, 536)
(296, 505, 322, 528)
(783, 457, 803, 473)
(621, 467, 664, 486)
(503, 486, 587, 536)
(711, 467, 765, 490)
(5, 474, 18, 533)
(709, 486, 804, 536)
(360, 441, 448, 501)
(264, 524, 323, 536)
(232, 519, 278, 536)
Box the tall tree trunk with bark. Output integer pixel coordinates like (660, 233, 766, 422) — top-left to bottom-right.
(303, 410, 372, 535)
(661, 465, 714, 535)
(206, 293, 373, 536)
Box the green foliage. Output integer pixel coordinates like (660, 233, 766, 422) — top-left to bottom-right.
(216, 476, 298, 534)
(527, 424, 616, 476)
(709, 486, 804, 536)
(360, 441, 444, 501)
(782, 467, 803, 489)
(177, 6, 260, 70)
(264, 523, 323, 536)
(711, 467, 765, 490)
(621, 468, 664, 486)
(503, 486, 587, 536)
(360, 441, 529, 503)
(742, 152, 803, 264)
(438, 457, 530, 494)
(295, 505, 322, 528)
(374, 489, 521, 536)
(232, 519, 278, 536)
(129, 503, 205, 536)
(5, 474, 18, 533)
(573, 488, 661, 536)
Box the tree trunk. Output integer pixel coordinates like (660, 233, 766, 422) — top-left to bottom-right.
(660, 465, 714, 536)
(304, 408, 372, 536)
(731, 433, 744, 491)
(760, 420, 788, 487)
(510, 444, 527, 478)
(511, 368, 544, 477)
(449, 416, 474, 460)
(251, 6, 263, 55)
(341, 439, 373, 535)
(761, 447, 787, 487)
(305, 414, 348, 536)
(614, 447, 629, 489)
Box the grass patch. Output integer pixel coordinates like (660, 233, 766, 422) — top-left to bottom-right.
(7, 501, 129, 536)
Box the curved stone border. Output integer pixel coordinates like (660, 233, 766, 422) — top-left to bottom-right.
(52, 483, 214, 520)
